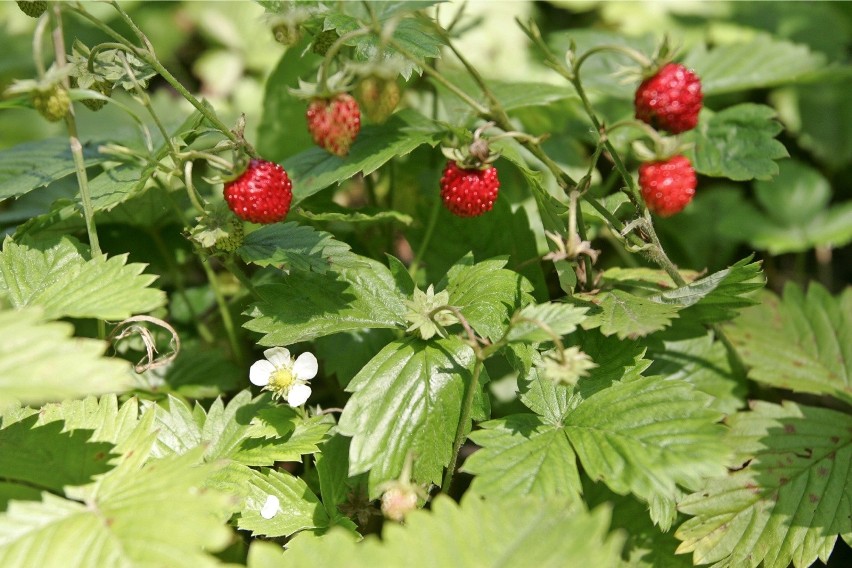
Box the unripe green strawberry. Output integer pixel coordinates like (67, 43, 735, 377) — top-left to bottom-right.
(272, 23, 301, 47)
(31, 86, 70, 122)
(215, 218, 245, 252)
(71, 77, 113, 111)
(311, 30, 338, 56)
(306, 94, 361, 156)
(16, 1, 47, 18)
(355, 76, 400, 124)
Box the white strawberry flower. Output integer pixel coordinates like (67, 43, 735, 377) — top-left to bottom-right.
(260, 494, 281, 519)
(250, 347, 317, 407)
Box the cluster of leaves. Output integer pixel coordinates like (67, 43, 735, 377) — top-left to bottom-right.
(0, 1, 850, 567)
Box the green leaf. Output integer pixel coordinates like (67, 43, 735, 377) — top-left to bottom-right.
(507, 302, 588, 343)
(0, 236, 166, 320)
(235, 466, 329, 538)
(0, 138, 105, 201)
(315, 434, 354, 518)
(684, 35, 826, 95)
(725, 283, 852, 406)
(732, 160, 852, 254)
(444, 258, 535, 341)
(0, 308, 132, 406)
(298, 208, 413, 226)
(282, 495, 623, 568)
(0, 415, 114, 493)
(283, 109, 442, 206)
(237, 222, 356, 273)
(649, 257, 765, 323)
(565, 376, 729, 527)
(245, 256, 407, 346)
(463, 414, 582, 502)
(676, 401, 852, 568)
(687, 104, 789, 181)
(338, 337, 476, 496)
(579, 289, 681, 339)
(0, 450, 232, 568)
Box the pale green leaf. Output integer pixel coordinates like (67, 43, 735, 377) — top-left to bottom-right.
(649, 257, 764, 323)
(237, 222, 356, 273)
(676, 401, 852, 568)
(30, 395, 143, 450)
(725, 283, 852, 406)
(580, 289, 680, 339)
(245, 256, 407, 346)
(0, 308, 132, 406)
(283, 109, 442, 205)
(463, 414, 582, 502)
(0, 138, 105, 201)
(338, 337, 476, 496)
(298, 208, 413, 226)
(444, 258, 534, 340)
(282, 495, 624, 568)
(0, 236, 165, 320)
(684, 36, 826, 95)
(565, 376, 729, 526)
(507, 302, 588, 343)
(236, 466, 329, 538)
(0, 451, 232, 568)
(687, 104, 789, 181)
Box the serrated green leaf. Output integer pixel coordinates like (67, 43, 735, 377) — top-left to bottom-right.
(684, 36, 826, 95)
(0, 308, 132, 406)
(507, 301, 588, 343)
(0, 450, 232, 568)
(444, 258, 534, 341)
(0, 138, 106, 201)
(282, 495, 624, 568)
(283, 109, 442, 205)
(298, 208, 413, 225)
(237, 222, 355, 273)
(0, 415, 114, 493)
(649, 257, 764, 323)
(565, 376, 729, 527)
(338, 337, 476, 496)
(687, 104, 789, 181)
(725, 283, 852, 406)
(245, 256, 407, 346)
(315, 434, 353, 518)
(580, 289, 681, 339)
(676, 401, 852, 568)
(0, 236, 166, 320)
(463, 413, 582, 502)
(235, 466, 328, 538)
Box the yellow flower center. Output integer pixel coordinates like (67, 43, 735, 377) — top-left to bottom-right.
(270, 368, 295, 391)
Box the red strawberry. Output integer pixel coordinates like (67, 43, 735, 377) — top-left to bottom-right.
(306, 94, 361, 156)
(440, 161, 500, 218)
(638, 155, 696, 217)
(224, 159, 293, 224)
(634, 63, 703, 134)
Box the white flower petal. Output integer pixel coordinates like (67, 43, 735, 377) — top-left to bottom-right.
(260, 494, 280, 519)
(249, 360, 275, 386)
(264, 347, 292, 368)
(287, 383, 312, 407)
(291, 352, 318, 380)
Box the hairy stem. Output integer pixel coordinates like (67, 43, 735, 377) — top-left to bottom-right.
(442, 357, 483, 494)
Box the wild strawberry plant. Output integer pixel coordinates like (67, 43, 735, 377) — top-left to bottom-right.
(0, 2, 850, 567)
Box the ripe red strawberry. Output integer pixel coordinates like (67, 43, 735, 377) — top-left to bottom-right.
(634, 63, 703, 134)
(306, 94, 361, 156)
(224, 159, 293, 224)
(638, 155, 697, 217)
(440, 161, 500, 218)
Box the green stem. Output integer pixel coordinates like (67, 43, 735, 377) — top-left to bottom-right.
(442, 357, 483, 494)
(199, 258, 245, 368)
(642, 210, 687, 287)
(573, 44, 651, 75)
(408, 191, 441, 278)
(317, 28, 372, 93)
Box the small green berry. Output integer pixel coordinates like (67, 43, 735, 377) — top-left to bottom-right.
(16, 1, 48, 18)
(311, 30, 338, 56)
(32, 86, 71, 122)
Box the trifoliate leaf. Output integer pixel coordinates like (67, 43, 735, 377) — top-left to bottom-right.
(282, 495, 623, 568)
(0, 308, 132, 406)
(237, 222, 356, 273)
(444, 258, 535, 340)
(338, 337, 478, 496)
(0, 236, 165, 320)
(725, 283, 852, 406)
(579, 289, 681, 339)
(687, 103, 789, 181)
(463, 414, 582, 502)
(0, 450, 232, 568)
(245, 256, 407, 346)
(506, 302, 588, 344)
(676, 401, 852, 568)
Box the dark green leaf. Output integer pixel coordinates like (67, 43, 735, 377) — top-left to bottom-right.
(238, 222, 356, 273)
(0, 138, 105, 201)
